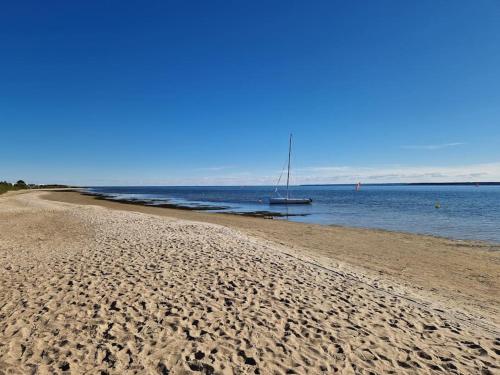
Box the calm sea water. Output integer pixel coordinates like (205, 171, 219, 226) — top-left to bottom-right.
(87, 185, 500, 243)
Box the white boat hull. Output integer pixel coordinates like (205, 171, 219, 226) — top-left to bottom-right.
(269, 197, 312, 205)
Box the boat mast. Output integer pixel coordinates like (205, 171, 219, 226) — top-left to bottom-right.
(286, 133, 292, 199)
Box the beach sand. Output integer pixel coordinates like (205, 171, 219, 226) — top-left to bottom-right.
(1, 190, 499, 374)
(46, 190, 500, 327)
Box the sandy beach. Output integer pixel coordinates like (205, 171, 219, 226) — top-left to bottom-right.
(1, 190, 499, 374)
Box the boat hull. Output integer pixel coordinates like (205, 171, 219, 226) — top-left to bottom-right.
(269, 198, 312, 205)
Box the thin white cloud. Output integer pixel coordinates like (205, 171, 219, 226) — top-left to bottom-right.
(401, 142, 465, 150)
(18, 162, 500, 186)
(120, 162, 500, 185)
(292, 162, 500, 184)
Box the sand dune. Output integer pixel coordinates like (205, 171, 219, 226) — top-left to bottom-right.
(1, 192, 498, 374)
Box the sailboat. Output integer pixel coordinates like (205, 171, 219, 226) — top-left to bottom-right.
(269, 134, 312, 205)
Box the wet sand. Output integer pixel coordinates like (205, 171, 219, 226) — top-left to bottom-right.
(1, 190, 499, 374)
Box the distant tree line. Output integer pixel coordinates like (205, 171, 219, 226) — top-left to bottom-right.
(0, 180, 72, 194)
(0, 180, 28, 194)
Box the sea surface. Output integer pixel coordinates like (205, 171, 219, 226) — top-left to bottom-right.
(86, 185, 500, 243)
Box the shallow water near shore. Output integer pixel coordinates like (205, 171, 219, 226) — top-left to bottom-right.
(87, 185, 500, 243)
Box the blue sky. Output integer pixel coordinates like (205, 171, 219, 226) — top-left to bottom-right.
(1, 1, 499, 185)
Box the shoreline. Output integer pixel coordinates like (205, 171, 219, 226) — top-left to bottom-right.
(79, 190, 309, 219)
(50, 188, 500, 245)
(44, 189, 500, 329)
(66, 188, 500, 244)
